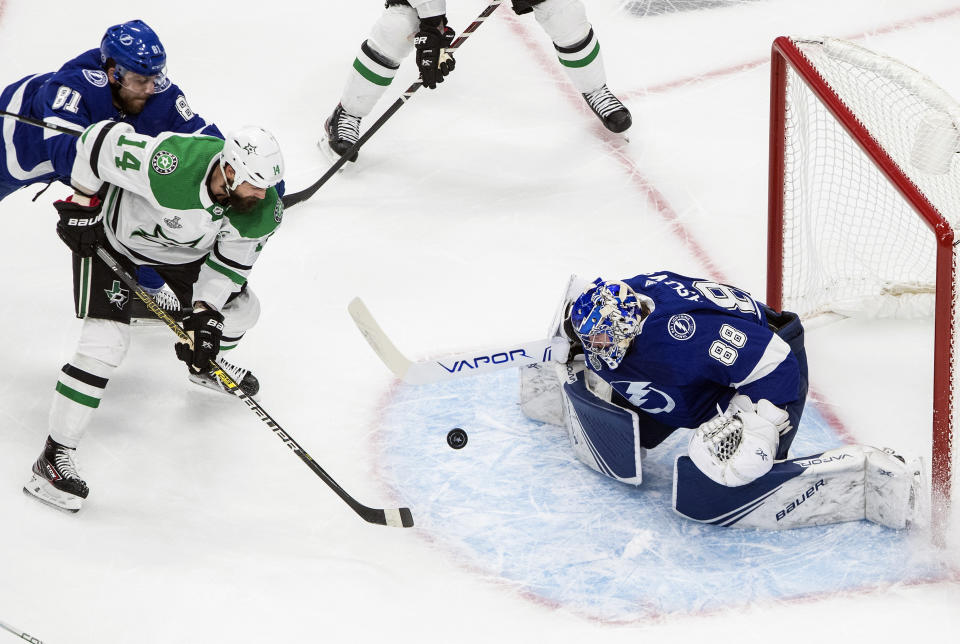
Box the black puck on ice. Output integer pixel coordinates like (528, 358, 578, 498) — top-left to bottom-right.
(446, 428, 468, 450)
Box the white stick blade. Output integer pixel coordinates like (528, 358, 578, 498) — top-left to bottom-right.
(347, 298, 412, 379)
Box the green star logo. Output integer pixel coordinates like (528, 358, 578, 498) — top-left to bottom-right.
(242, 143, 257, 155)
(131, 224, 205, 248)
(151, 150, 179, 175)
(104, 280, 129, 309)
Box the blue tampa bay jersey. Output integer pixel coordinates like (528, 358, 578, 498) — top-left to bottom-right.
(0, 48, 220, 194)
(587, 271, 802, 429)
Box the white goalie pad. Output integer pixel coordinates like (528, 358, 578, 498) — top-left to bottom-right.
(674, 444, 924, 530)
(520, 274, 595, 425)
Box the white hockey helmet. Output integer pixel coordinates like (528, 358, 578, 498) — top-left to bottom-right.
(220, 126, 285, 191)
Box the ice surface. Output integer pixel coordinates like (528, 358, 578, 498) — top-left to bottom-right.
(1, 0, 959, 642)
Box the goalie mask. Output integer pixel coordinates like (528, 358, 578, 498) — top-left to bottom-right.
(569, 279, 644, 370)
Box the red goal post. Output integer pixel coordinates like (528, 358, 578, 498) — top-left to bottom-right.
(766, 36, 957, 542)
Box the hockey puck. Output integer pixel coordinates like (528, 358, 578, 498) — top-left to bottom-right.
(446, 428, 468, 450)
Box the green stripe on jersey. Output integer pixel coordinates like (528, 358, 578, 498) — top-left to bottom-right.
(205, 257, 246, 285)
(78, 257, 91, 318)
(55, 382, 101, 408)
(559, 41, 600, 68)
(353, 58, 394, 86)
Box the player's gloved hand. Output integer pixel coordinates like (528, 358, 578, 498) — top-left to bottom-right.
(55, 192, 105, 257)
(175, 302, 224, 373)
(414, 15, 456, 89)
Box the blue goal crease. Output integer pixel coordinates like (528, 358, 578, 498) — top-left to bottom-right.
(377, 370, 951, 621)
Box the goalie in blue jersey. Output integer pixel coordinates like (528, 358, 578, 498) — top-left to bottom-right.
(0, 19, 222, 313)
(521, 273, 925, 530)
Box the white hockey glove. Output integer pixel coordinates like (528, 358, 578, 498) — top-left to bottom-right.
(687, 395, 786, 487)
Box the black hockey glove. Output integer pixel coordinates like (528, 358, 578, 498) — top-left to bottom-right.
(414, 16, 456, 89)
(175, 304, 225, 373)
(55, 193, 105, 257)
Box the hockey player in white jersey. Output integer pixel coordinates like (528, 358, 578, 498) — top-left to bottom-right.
(23, 121, 285, 513)
(321, 0, 632, 162)
(522, 274, 924, 531)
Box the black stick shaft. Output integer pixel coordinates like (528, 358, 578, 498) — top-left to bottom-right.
(0, 108, 82, 136)
(281, 0, 505, 209)
(94, 246, 413, 527)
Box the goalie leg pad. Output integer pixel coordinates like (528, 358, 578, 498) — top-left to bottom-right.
(519, 362, 566, 426)
(674, 445, 923, 530)
(560, 366, 642, 484)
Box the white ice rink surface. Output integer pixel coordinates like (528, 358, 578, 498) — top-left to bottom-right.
(2, 0, 960, 642)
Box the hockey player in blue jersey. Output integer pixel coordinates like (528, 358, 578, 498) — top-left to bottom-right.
(0, 19, 221, 310)
(521, 273, 925, 530)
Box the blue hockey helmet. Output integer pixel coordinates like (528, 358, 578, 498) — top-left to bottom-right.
(569, 278, 644, 370)
(100, 20, 167, 80)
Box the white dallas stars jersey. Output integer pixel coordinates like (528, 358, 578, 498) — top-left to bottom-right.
(70, 120, 282, 310)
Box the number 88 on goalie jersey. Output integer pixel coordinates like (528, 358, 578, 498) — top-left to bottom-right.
(587, 271, 805, 447)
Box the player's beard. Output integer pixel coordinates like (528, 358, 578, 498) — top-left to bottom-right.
(228, 192, 260, 213)
(112, 85, 149, 115)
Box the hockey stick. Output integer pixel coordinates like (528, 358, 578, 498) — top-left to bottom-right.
(0, 108, 84, 136)
(94, 247, 414, 528)
(348, 297, 569, 385)
(0, 619, 45, 644)
(281, 0, 506, 209)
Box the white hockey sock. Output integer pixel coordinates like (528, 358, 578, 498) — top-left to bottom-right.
(341, 6, 417, 117)
(532, 0, 608, 93)
(49, 353, 116, 448)
(553, 28, 607, 94)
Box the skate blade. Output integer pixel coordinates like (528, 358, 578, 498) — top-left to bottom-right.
(23, 476, 82, 513)
(188, 373, 261, 401)
(317, 137, 352, 170)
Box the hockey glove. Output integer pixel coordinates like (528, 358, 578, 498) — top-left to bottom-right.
(55, 192, 105, 257)
(175, 303, 225, 373)
(414, 16, 456, 89)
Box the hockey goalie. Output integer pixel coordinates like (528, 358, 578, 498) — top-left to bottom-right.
(520, 273, 925, 530)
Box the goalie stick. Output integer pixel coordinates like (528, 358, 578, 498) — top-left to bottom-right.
(280, 0, 506, 209)
(348, 297, 569, 385)
(94, 247, 414, 529)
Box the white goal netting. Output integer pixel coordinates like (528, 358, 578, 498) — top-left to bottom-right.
(774, 36, 960, 542)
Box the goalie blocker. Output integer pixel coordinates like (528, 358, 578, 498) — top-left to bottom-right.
(520, 274, 925, 530)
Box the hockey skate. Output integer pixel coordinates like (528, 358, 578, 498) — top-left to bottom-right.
(319, 103, 361, 163)
(131, 282, 183, 326)
(582, 85, 632, 133)
(188, 357, 260, 397)
(23, 436, 89, 513)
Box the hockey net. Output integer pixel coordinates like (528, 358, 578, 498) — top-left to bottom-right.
(767, 36, 959, 544)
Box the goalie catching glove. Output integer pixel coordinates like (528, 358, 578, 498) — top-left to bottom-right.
(175, 303, 224, 373)
(415, 16, 456, 89)
(687, 395, 789, 487)
(55, 192, 105, 257)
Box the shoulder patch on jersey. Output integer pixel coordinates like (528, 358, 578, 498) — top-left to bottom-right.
(667, 313, 696, 341)
(174, 94, 195, 121)
(151, 150, 179, 175)
(82, 69, 108, 87)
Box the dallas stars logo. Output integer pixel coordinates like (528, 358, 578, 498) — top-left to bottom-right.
(131, 224, 204, 248)
(242, 143, 257, 155)
(104, 280, 129, 310)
